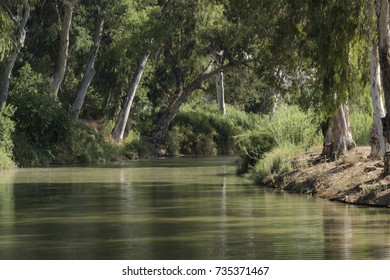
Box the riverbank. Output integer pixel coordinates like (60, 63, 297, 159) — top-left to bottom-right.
(257, 146, 390, 207)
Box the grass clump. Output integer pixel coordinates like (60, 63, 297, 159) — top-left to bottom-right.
(248, 105, 322, 182)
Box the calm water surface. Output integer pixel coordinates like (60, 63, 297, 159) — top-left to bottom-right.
(1, 156, 390, 260)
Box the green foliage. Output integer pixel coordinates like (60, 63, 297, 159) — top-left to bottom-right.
(271, 105, 321, 149)
(9, 65, 74, 166)
(238, 104, 321, 177)
(350, 111, 372, 146)
(252, 144, 304, 184)
(166, 103, 272, 156)
(235, 130, 276, 175)
(0, 104, 15, 169)
(123, 132, 150, 159)
(0, 104, 15, 156)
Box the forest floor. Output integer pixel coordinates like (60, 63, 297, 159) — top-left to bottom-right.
(266, 146, 390, 207)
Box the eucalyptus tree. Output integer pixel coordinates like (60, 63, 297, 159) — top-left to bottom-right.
(111, 0, 174, 143)
(0, 0, 31, 108)
(278, 0, 369, 159)
(71, 0, 105, 118)
(52, 0, 78, 98)
(145, 0, 282, 145)
(367, 0, 386, 159)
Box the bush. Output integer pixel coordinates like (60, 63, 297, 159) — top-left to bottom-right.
(0, 104, 15, 156)
(0, 104, 15, 169)
(252, 144, 303, 184)
(235, 129, 276, 175)
(165, 103, 268, 155)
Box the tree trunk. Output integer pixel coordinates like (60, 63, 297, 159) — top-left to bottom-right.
(369, 44, 386, 159)
(71, 17, 104, 119)
(216, 70, 226, 114)
(377, 0, 390, 173)
(0, 2, 30, 108)
(147, 61, 228, 144)
(111, 52, 150, 143)
(322, 104, 356, 160)
(52, 0, 78, 98)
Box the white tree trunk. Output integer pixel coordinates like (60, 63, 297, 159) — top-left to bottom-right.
(71, 17, 104, 119)
(0, 2, 30, 108)
(369, 44, 387, 159)
(215, 70, 226, 114)
(52, 0, 78, 98)
(112, 52, 150, 143)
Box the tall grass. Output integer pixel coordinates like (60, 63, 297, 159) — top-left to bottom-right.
(250, 105, 321, 182)
(349, 111, 372, 146)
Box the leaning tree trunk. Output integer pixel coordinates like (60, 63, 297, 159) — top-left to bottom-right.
(111, 52, 150, 143)
(0, 2, 30, 108)
(111, 0, 175, 143)
(377, 0, 390, 173)
(322, 104, 356, 160)
(215, 70, 226, 114)
(147, 61, 227, 144)
(52, 0, 78, 98)
(71, 17, 104, 119)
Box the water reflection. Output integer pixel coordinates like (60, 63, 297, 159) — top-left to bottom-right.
(0, 157, 390, 259)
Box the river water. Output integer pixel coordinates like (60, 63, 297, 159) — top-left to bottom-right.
(0, 156, 390, 260)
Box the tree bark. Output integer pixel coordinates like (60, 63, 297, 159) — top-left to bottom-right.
(71, 17, 104, 119)
(0, 1, 30, 108)
(52, 0, 78, 98)
(322, 104, 356, 160)
(377, 0, 390, 173)
(216, 70, 226, 114)
(111, 52, 150, 143)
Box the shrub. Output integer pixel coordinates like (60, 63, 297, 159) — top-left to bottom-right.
(235, 129, 276, 175)
(0, 104, 15, 169)
(252, 143, 303, 184)
(166, 103, 269, 155)
(0, 104, 15, 156)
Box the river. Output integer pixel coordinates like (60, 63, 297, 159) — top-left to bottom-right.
(0, 156, 390, 259)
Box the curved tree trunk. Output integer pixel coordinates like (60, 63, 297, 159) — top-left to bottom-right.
(0, 1, 30, 108)
(147, 61, 231, 144)
(111, 52, 150, 143)
(52, 0, 78, 98)
(72, 17, 104, 119)
(322, 104, 356, 160)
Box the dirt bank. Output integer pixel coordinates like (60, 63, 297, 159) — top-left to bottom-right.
(263, 146, 390, 207)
